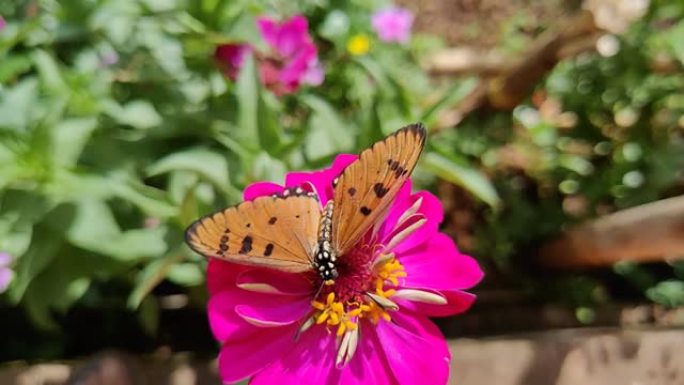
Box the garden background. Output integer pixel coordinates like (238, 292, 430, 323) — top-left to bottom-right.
(1, 0, 683, 384)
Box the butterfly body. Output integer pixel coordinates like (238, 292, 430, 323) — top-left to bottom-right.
(313, 201, 338, 282)
(185, 123, 426, 286)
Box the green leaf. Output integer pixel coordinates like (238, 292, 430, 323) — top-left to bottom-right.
(147, 148, 231, 193)
(167, 262, 204, 286)
(0, 78, 39, 130)
(301, 95, 354, 160)
(235, 55, 282, 152)
(419, 79, 479, 126)
(9, 228, 62, 303)
(646, 280, 684, 307)
(0, 54, 33, 83)
(107, 100, 162, 129)
(66, 199, 168, 261)
(128, 253, 183, 308)
(111, 177, 179, 219)
(359, 96, 385, 149)
(422, 152, 501, 208)
(251, 151, 286, 183)
(235, 54, 261, 146)
(32, 50, 68, 93)
(51, 118, 98, 168)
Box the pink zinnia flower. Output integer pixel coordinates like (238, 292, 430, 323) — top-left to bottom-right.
(214, 15, 324, 95)
(0, 17, 5, 31)
(0, 252, 14, 293)
(371, 7, 414, 44)
(207, 155, 483, 384)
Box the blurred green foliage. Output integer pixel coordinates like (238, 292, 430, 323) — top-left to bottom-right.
(0, 0, 488, 332)
(0, 0, 683, 342)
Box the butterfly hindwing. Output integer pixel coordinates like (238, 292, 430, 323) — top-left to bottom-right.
(185, 187, 321, 272)
(331, 123, 426, 255)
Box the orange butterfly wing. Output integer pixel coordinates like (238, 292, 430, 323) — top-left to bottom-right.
(331, 123, 426, 256)
(185, 187, 321, 272)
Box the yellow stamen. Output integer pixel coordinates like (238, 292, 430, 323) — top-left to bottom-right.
(337, 322, 347, 336)
(308, 256, 407, 335)
(316, 311, 329, 324)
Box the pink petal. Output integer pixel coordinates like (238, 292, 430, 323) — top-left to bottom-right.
(218, 324, 298, 384)
(399, 232, 483, 292)
(390, 191, 443, 254)
(395, 289, 476, 317)
(285, 154, 357, 203)
(207, 290, 258, 342)
(208, 282, 307, 341)
(339, 325, 400, 385)
(207, 259, 249, 295)
(0, 268, 13, 293)
(214, 44, 251, 80)
(0, 252, 12, 266)
(371, 7, 414, 44)
(236, 268, 312, 295)
(256, 17, 279, 49)
(250, 325, 341, 384)
(274, 15, 310, 57)
(302, 61, 324, 86)
(375, 181, 413, 239)
(279, 43, 316, 90)
(235, 297, 311, 327)
(243, 182, 283, 201)
(376, 312, 450, 385)
(257, 15, 310, 58)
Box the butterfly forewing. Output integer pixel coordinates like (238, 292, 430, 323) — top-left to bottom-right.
(331, 123, 426, 256)
(185, 188, 321, 272)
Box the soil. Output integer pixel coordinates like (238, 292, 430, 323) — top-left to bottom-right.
(398, 0, 577, 48)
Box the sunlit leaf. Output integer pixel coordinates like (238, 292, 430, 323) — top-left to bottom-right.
(422, 152, 500, 208)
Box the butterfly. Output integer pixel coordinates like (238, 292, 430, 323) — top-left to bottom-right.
(185, 123, 426, 283)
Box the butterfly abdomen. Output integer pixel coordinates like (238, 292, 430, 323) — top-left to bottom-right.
(314, 201, 338, 282)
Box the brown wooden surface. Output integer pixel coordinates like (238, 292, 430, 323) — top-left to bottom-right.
(3, 328, 684, 385)
(538, 196, 684, 269)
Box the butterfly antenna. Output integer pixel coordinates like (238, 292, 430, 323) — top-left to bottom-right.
(313, 281, 325, 300)
(291, 228, 316, 266)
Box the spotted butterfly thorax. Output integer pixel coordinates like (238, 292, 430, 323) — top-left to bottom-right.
(184, 123, 426, 283)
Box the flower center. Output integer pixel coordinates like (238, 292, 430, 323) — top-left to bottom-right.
(309, 244, 406, 337)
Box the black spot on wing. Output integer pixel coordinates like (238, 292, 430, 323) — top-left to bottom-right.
(264, 243, 274, 257)
(394, 166, 405, 178)
(240, 236, 253, 253)
(373, 183, 389, 198)
(348, 187, 357, 197)
(268, 217, 277, 225)
(360, 206, 372, 216)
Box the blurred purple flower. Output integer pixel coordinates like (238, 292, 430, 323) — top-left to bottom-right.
(371, 6, 414, 44)
(214, 15, 324, 95)
(99, 51, 120, 67)
(0, 252, 14, 294)
(0, 16, 6, 31)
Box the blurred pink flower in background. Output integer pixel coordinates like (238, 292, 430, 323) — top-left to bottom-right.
(0, 16, 6, 31)
(0, 252, 14, 293)
(371, 6, 414, 44)
(215, 43, 252, 81)
(206, 155, 483, 384)
(214, 15, 324, 95)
